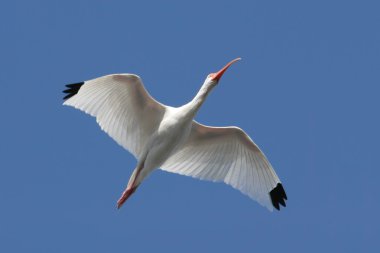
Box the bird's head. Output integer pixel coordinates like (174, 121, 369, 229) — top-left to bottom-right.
(206, 58, 241, 85)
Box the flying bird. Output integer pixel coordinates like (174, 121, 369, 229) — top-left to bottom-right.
(63, 58, 287, 211)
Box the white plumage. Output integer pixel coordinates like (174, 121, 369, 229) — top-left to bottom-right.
(63, 58, 287, 211)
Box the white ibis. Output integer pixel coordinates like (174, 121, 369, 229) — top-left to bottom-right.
(63, 58, 287, 211)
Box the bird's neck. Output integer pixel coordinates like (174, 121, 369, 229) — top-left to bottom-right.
(183, 80, 215, 118)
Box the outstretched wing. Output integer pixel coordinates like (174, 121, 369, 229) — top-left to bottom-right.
(63, 74, 166, 159)
(160, 121, 287, 211)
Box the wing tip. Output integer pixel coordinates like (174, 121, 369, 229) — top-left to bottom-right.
(63, 81, 85, 100)
(270, 183, 287, 211)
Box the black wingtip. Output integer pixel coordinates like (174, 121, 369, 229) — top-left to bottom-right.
(63, 81, 84, 100)
(270, 183, 287, 211)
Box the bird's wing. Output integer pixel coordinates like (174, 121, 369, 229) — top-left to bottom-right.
(63, 74, 166, 159)
(160, 121, 287, 211)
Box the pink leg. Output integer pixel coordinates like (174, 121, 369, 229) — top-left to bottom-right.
(117, 162, 144, 209)
(117, 186, 138, 209)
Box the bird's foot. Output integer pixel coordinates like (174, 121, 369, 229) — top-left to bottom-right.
(117, 187, 137, 209)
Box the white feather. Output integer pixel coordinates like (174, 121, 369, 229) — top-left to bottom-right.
(161, 122, 280, 210)
(64, 74, 166, 159)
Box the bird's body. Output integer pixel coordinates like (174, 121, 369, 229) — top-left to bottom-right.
(136, 107, 194, 183)
(63, 58, 287, 211)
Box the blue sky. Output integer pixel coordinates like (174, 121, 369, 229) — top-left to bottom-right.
(1, 0, 379, 252)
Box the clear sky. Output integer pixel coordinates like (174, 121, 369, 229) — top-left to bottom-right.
(1, 0, 379, 252)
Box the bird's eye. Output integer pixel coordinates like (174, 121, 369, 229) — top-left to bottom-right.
(208, 73, 215, 79)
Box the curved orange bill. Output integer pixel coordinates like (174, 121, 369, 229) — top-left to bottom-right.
(211, 57, 241, 81)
